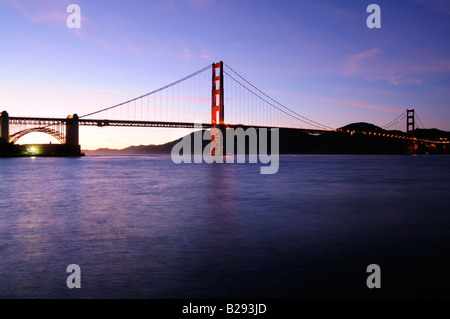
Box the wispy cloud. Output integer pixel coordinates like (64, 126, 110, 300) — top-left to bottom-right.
(366, 75, 425, 86)
(343, 48, 382, 76)
(265, 88, 402, 114)
(362, 88, 409, 97)
(199, 42, 211, 59)
(343, 47, 450, 86)
(91, 35, 121, 53)
(7, 0, 88, 24)
(176, 43, 193, 60)
(125, 40, 146, 59)
(173, 42, 211, 60)
(6, 0, 212, 62)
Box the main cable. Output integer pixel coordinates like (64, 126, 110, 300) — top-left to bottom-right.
(80, 64, 212, 119)
(223, 63, 334, 130)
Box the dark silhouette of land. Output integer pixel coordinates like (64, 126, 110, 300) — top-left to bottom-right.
(83, 122, 450, 155)
(0, 143, 84, 157)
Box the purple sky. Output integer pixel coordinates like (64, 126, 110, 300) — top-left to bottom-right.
(1, 0, 449, 149)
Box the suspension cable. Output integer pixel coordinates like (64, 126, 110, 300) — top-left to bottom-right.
(381, 110, 407, 129)
(80, 64, 212, 119)
(223, 63, 334, 130)
(415, 110, 426, 129)
(224, 70, 327, 129)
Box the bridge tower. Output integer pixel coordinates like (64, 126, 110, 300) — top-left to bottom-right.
(211, 61, 225, 155)
(0, 111, 9, 144)
(66, 114, 80, 146)
(407, 109, 415, 154)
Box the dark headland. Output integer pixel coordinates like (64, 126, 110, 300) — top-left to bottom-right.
(84, 123, 450, 156)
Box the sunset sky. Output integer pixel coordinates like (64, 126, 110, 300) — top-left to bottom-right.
(1, 0, 449, 149)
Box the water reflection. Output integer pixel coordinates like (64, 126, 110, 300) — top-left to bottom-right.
(0, 155, 449, 298)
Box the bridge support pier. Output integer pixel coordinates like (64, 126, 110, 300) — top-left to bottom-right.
(210, 124, 227, 156)
(66, 114, 79, 146)
(65, 114, 82, 155)
(0, 111, 9, 144)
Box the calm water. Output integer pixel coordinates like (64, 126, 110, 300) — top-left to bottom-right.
(0, 155, 449, 299)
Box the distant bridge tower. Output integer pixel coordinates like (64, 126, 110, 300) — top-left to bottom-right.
(211, 61, 225, 155)
(407, 109, 415, 154)
(407, 109, 415, 136)
(0, 111, 9, 144)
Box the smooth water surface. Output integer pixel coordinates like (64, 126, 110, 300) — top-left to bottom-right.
(0, 155, 449, 298)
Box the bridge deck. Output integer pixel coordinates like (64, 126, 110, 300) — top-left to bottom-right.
(9, 117, 330, 134)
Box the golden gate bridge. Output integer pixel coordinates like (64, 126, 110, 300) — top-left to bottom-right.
(0, 61, 448, 156)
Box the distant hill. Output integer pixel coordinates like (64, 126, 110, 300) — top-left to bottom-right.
(83, 123, 450, 155)
(340, 122, 383, 132)
(84, 141, 178, 155)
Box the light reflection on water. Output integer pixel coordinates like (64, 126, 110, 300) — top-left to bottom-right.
(0, 155, 450, 298)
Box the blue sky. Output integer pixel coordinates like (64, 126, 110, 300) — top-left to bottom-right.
(1, 0, 449, 149)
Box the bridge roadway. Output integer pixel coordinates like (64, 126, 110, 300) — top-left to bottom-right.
(9, 116, 330, 134)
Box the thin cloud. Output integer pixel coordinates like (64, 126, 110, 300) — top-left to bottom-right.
(7, 0, 66, 23)
(343, 48, 382, 75)
(199, 42, 211, 59)
(6, 0, 209, 62)
(7, 0, 88, 24)
(362, 88, 409, 97)
(265, 88, 402, 114)
(173, 42, 211, 60)
(126, 41, 146, 59)
(367, 75, 425, 86)
(177, 43, 194, 60)
(343, 48, 450, 86)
